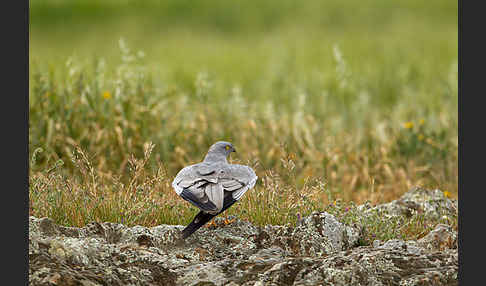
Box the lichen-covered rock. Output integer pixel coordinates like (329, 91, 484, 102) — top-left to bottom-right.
(363, 187, 458, 220)
(372, 239, 424, 256)
(256, 211, 360, 257)
(29, 187, 458, 285)
(290, 247, 458, 286)
(418, 224, 458, 251)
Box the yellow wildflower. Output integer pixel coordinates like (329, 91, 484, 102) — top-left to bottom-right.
(403, 122, 414, 129)
(333, 200, 337, 206)
(418, 134, 424, 141)
(102, 91, 112, 100)
(419, 119, 425, 126)
(443, 191, 451, 198)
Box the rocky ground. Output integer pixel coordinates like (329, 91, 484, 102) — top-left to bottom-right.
(29, 187, 458, 286)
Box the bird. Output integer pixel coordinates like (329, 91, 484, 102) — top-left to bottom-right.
(172, 141, 257, 239)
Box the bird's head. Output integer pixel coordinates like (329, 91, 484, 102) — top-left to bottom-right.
(204, 141, 236, 162)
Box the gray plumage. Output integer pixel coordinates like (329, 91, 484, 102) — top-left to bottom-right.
(172, 141, 257, 215)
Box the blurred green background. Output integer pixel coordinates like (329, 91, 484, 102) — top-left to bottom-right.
(29, 0, 458, 201)
(30, 0, 457, 86)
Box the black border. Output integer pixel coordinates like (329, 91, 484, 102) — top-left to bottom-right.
(458, 0, 483, 284)
(6, 0, 29, 284)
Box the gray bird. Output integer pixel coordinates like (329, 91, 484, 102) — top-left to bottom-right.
(172, 141, 257, 239)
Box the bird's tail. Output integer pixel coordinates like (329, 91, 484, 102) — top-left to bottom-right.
(181, 211, 215, 239)
(181, 191, 237, 239)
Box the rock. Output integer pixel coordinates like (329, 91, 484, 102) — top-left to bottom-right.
(29, 187, 458, 285)
(373, 239, 423, 255)
(257, 211, 360, 257)
(290, 247, 458, 286)
(363, 187, 458, 220)
(418, 224, 458, 251)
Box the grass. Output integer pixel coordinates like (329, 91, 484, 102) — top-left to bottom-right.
(29, 0, 457, 243)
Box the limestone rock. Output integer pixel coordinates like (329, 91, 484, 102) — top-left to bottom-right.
(29, 187, 458, 285)
(364, 187, 458, 220)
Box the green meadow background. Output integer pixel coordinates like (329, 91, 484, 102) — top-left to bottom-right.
(29, 0, 458, 236)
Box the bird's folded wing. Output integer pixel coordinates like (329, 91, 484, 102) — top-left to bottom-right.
(172, 163, 257, 212)
(195, 163, 219, 176)
(220, 164, 258, 201)
(179, 187, 217, 212)
(172, 164, 217, 194)
(179, 183, 223, 213)
(172, 164, 224, 213)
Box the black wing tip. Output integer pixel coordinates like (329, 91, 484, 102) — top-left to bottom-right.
(180, 188, 218, 212)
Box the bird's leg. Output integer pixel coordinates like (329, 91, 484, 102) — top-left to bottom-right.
(206, 219, 217, 228)
(224, 214, 228, 225)
(225, 217, 236, 225)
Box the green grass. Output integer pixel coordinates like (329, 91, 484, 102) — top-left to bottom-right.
(29, 0, 457, 242)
